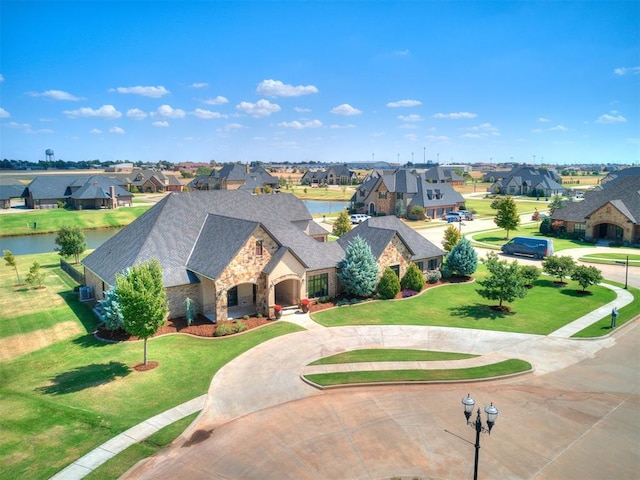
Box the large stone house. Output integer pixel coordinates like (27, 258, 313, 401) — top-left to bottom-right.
(351, 168, 465, 219)
(421, 166, 465, 186)
(487, 167, 565, 197)
(188, 164, 279, 191)
(82, 191, 444, 322)
(300, 165, 356, 185)
(116, 169, 184, 193)
(551, 174, 640, 245)
(24, 175, 133, 210)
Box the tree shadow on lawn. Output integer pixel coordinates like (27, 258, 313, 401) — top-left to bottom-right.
(449, 303, 516, 321)
(58, 290, 101, 334)
(71, 334, 113, 348)
(36, 361, 131, 395)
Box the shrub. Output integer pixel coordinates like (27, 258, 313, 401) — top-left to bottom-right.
(440, 263, 452, 279)
(377, 267, 401, 299)
(426, 270, 442, 284)
(214, 322, 235, 337)
(446, 238, 478, 277)
(539, 217, 553, 235)
(401, 263, 425, 292)
(520, 265, 541, 287)
(234, 321, 248, 333)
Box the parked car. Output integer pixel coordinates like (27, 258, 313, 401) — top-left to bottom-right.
(350, 213, 371, 224)
(443, 212, 464, 222)
(501, 237, 554, 259)
(458, 210, 475, 220)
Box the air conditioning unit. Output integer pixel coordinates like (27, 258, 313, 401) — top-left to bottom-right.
(79, 286, 94, 301)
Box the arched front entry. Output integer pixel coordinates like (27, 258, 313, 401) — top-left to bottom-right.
(273, 278, 301, 308)
(593, 222, 623, 241)
(368, 202, 376, 216)
(227, 282, 257, 319)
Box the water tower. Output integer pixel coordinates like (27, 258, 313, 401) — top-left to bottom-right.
(45, 149, 55, 162)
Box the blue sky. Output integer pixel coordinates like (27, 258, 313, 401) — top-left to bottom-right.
(1, 1, 638, 165)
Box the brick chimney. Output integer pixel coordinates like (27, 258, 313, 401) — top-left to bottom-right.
(110, 185, 117, 209)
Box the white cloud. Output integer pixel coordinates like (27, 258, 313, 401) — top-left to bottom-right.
(596, 111, 626, 124)
(331, 104, 362, 116)
(397, 114, 423, 122)
(468, 122, 499, 135)
(190, 82, 208, 88)
(5, 121, 30, 129)
(460, 133, 483, 139)
(433, 112, 478, 119)
(550, 124, 567, 131)
(110, 85, 170, 98)
(89, 128, 102, 134)
(63, 104, 122, 119)
(404, 133, 417, 141)
(277, 119, 322, 129)
(153, 104, 186, 119)
(393, 49, 410, 56)
(126, 108, 147, 120)
(531, 128, 544, 134)
(613, 66, 640, 75)
(387, 99, 422, 108)
(203, 96, 229, 105)
(109, 126, 125, 134)
(425, 135, 450, 142)
(330, 124, 356, 129)
(294, 107, 311, 113)
(152, 121, 169, 127)
(236, 99, 281, 117)
(218, 123, 244, 133)
(192, 108, 225, 119)
(256, 79, 319, 97)
(0, 74, 4, 82)
(0, 107, 10, 118)
(28, 90, 84, 101)
(399, 124, 418, 129)
(537, 117, 551, 123)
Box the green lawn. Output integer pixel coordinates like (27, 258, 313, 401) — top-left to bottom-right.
(578, 253, 640, 266)
(464, 198, 549, 217)
(0, 205, 150, 236)
(311, 268, 617, 335)
(310, 349, 477, 365)
(572, 283, 640, 338)
(304, 359, 532, 386)
(471, 224, 593, 251)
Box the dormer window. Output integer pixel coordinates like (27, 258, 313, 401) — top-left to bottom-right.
(255, 240, 263, 256)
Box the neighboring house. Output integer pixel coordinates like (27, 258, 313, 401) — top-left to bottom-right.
(117, 169, 183, 193)
(301, 165, 356, 185)
(25, 175, 133, 210)
(0, 184, 27, 209)
(487, 167, 565, 197)
(82, 191, 444, 322)
(600, 166, 640, 186)
(188, 164, 280, 191)
(351, 168, 465, 219)
(551, 174, 640, 245)
(421, 166, 465, 185)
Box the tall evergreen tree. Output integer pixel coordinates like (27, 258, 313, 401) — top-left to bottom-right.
(333, 209, 352, 237)
(378, 267, 401, 299)
(101, 287, 123, 331)
(337, 236, 378, 297)
(477, 252, 528, 308)
(116, 259, 168, 366)
(54, 226, 87, 264)
(446, 238, 478, 277)
(493, 196, 520, 239)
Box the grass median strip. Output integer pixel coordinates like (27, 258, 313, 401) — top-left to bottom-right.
(310, 349, 477, 365)
(304, 359, 532, 387)
(572, 283, 640, 338)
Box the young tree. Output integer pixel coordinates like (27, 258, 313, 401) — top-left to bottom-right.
(520, 265, 541, 287)
(101, 287, 123, 331)
(378, 267, 401, 299)
(548, 195, 567, 216)
(442, 224, 462, 252)
(116, 259, 168, 366)
(54, 226, 87, 264)
(400, 262, 425, 292)
(3, 250, 21, 285)
(542, 255, 577, 284)
(477, 253, 528, 309)
(337, 235, 379, 297)
(493, 196, 520, 239)
(571, 265, 603, 292)
(446, 238, 478, 278)
(25, 261, 45, 288)
(333, 209, 352, 237)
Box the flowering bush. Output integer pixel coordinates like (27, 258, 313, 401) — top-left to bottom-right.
(274, 304, 282, 312)
(301, 299, 310, 306)
(402, 289, 418, 298)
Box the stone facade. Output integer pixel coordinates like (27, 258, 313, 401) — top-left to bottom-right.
(166, 283, 200, 319)
(377, 234, 412, 279)
(584, 203, 637, 244)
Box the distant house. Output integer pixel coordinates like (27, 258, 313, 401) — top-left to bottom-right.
(116, 169, 183, 193)
(25, 175, 133, 210)
(421, 166, 465, 185)
(600, 166, 640, 186)
(551, 174, 640, 245)
(487, 167, 565, 197)
(82, 191, 443, 322)
(0, 184, 27, 209)
(300, 165, 356, 185)
(351, 168, 465, 219)
(188, 164, 280, 191)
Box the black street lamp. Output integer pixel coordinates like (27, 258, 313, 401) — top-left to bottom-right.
(461, 394, 499, 480)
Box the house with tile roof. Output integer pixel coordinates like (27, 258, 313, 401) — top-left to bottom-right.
(351, 168, 465, 219)
(188, 163, 280, 191)
(487, 167, 565, 197)
(300, 165, 356, 185)
(25, 175, 133, 210)
(82, 191, 444, 322)
(551, 174, 640, 245)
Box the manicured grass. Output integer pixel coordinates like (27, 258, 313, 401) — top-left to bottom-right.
(0, 205, 150, 236)
(310, 349, 477, 365)
(464, 198, 549, 217)
(572, 284, 640, 338)
(471, 224, 593, 251)
(281, 184, 356, 201)
(578, 253, 640, 266)
(304, 359, 532, 386)
(84, 412, 199, 480)
(311, 268, 618, 335)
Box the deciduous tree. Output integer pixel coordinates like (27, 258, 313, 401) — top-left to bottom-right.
(337, 235, 378, 297)
(493, 196, 520, 239)
(571, 265, 603, 292)
(477, 252, 528, 308)
(442, 224, 462, 252)
(520, 265, 541, 287)
(116, 259, 168, 366)
(54, 226, 87, 264)
(332, 209, 352, 237)
(3, 250, 21, 285)
(25, 261, 45, 288)
(542, 255, 576, 284)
